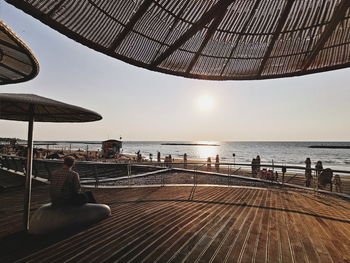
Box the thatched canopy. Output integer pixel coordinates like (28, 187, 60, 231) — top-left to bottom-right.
(6, 0, 350, 80)
(0, 93, 102, 122)
(0, 93, 101, 231)
(0, 20, 39, 85)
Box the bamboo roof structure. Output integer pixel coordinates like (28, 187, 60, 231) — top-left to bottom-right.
(0, 93, 102, 122)
(0, 20, 39, 85)
(6, 0, 350, 80)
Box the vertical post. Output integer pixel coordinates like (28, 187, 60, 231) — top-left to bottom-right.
(24, 105, 34, 231)
(282, 166, 286, 186)
(227, 164, 230, 187)
(127, 161, 131, 188)
(94, 164, 99, 188)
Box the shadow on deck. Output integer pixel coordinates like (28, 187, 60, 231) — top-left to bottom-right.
(1, 181, 350, 262)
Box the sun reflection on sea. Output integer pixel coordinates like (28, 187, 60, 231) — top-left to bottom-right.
(194, 141, 220, 160)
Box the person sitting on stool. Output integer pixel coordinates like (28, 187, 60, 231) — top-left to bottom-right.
(50, 156, 96, 206)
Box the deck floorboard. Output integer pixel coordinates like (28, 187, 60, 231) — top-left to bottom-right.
(1, 183, 349, 263)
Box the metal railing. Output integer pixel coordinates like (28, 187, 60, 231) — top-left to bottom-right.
(131, 160, 350, 196)
(1, 155, 349, 196)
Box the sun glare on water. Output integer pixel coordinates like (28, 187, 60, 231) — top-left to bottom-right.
(196, 95, 215, 111)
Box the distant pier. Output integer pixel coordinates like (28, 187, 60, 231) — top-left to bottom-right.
(309, 145, 350, 149)
(161, 143, 220, 146)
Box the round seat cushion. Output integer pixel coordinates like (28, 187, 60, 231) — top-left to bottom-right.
(29, 203, 111, 234)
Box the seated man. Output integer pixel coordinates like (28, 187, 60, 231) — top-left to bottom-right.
(50, 156, 95, 206)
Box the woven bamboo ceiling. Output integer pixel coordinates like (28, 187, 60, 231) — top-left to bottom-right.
(0, 20, 39, 85)
(7, 0, 350, 80)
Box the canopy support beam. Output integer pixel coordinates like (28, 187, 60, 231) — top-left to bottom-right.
(186, 10, 227, 74)
(151, 0, 236, 68)
(301, 0, 350, 72)
(151, 1, 190, 63)
(220, 0, 262, 76)
(257, 0, 295, 77)
(108, 0, 154, 52)
(24, 104, 34, 231)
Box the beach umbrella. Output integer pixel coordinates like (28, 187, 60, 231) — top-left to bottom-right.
(0, 20, 39, 85)
(5, 0, 350, 80)
(0, 93, 102, 231)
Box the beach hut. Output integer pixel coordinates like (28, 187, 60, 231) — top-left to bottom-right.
(102, 139, 122, 158)
(0, 20, 39, 85)
(0, 93, 102, 231)
(6, 0, 350, 80)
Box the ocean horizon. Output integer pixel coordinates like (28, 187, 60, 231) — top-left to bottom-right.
(34, 141, 350, 171)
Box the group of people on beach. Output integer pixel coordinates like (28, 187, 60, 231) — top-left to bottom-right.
(131, 150, 343, 193)
(304, 158, 342, 192)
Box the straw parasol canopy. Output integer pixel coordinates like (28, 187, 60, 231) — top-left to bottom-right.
(0, 93, 102, 122)
(0, 20, 39, 84)
(0, 93, 102, 231)
(6, 0, 350, 80)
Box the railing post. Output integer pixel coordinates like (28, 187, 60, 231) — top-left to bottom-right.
(94, 164, 99, 188)
(127, 161, 131, 188)
(282, 166, 286, 186)
(44, 162, 52, 180)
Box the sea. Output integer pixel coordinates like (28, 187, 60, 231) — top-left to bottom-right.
(35, 141, 350, 172)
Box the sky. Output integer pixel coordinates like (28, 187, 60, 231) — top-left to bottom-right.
(1, 1, 350, 142)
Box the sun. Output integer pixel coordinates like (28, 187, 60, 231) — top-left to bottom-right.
(196, 95, 215, 111)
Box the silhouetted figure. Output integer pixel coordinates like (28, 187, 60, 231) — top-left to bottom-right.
(267, 169, 274, 181)
(256, 155, 261, 174)
(136, 150, 142, 162)
(305, 158, 312, 187)
(164, 155, 169, 167)
(318, 168, 333, 191)
(50, 156, 96, 206)
(169, 154, 173, 168)
(251, 158, 257, 177)
(207, 157, 211, 170)
(149, 153, 153, 162)
(184, 153, 187, 169)
(157, 152, 161, 163)
(315, 161, 323, 178)
(333, 174, 343, 193)
(215, 154, 220, 172)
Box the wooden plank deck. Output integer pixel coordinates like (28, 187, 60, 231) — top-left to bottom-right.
(1, 184, 350, 263)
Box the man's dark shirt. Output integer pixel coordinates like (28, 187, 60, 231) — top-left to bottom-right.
(50, 167, 81, 205)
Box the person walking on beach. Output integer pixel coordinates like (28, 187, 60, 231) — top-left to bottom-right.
(333, 174, 343, 193)
(215, 154, 220, 172)
(157, 151, 161, 163)
(207, 157, 211, 170)
(251, 158, 257, 177)
(256, 155, 261, 174)
(305, 158, 312, 187)
(50, 156, 96, 206)
(169, 154, 173, 168)
(315, 161, 323, 177)
(184, 153, 187, 169)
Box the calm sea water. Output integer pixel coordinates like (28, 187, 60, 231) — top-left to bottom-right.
(37, 141, 350, 171)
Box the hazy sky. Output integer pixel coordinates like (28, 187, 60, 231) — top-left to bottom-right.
(1, 2, 350, 142)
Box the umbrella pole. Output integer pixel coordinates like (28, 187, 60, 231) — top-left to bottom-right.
(24, 106, 34, 231)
